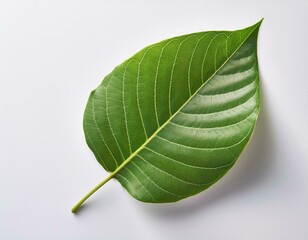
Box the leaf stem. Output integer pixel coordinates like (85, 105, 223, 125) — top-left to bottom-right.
(71, 173, 114, 213)
(72, 151, 137, 213)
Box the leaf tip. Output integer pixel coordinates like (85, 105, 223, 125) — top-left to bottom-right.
(258, 18, 264, 25)
(249, 18, 264, 33)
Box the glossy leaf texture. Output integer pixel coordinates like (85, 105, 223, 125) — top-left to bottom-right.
(83, 20, 262, 203)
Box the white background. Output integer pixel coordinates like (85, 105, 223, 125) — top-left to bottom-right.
(1, 0, 308, 239)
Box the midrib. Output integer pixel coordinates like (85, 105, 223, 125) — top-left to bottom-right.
(105, 22, 261, 180)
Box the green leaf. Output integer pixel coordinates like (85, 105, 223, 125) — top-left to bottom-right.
(72, 19, 263, 213)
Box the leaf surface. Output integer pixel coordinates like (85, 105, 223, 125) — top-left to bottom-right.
(82, 20, 262, 204)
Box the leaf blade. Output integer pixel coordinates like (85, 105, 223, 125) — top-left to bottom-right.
(83, 20, 262, 203)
